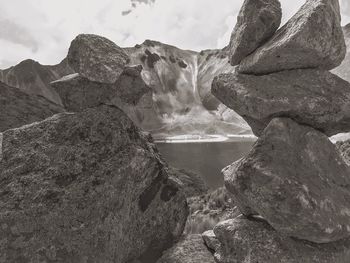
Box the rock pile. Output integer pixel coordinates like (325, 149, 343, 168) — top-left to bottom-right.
(209, 0, 350, 261)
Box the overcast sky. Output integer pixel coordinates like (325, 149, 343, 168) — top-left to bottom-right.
(1, 0, 350, 69)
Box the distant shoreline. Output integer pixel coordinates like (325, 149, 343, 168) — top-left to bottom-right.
(154, 134, 257, 144)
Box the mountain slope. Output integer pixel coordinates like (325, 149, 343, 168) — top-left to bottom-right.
(0, 38, 252, 136)
(0, 58, 73, 105)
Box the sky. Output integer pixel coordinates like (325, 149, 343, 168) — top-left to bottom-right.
(0, 0, 350, 69)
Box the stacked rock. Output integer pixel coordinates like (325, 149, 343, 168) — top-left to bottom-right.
(208, 0, 350, 262)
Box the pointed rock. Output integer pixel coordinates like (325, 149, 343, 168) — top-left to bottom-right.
(224, 118, 350, 243)
(67, 34, 130, 83)
(0, 105, 188, 263)
(214, 216, 350, 263)
(238, 0, 346, 74)
(0, 81, 64, 132)
(212, 69, 350, 137)
(229, 0, 281, 66)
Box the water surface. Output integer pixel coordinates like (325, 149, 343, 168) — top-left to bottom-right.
(157, 140, 254, 189)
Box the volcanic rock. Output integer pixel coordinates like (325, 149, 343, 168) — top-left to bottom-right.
(51, 65, 149, 112)
(213, 216, 350, 263)
(224, 118, 350, 243)
(229, 0, 281, 66)
(157, 235, 215, 263)
(212, 70, 350, 137)
(238, 0, 346, 74)
(67, 34, 129, 83)
(0, 81, 64, 132)
(0, 105, 188, 263)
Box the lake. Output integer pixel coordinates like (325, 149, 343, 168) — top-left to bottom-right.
(156, 140, 255, 189)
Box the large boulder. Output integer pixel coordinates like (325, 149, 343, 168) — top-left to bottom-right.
(212, 70, 350, 137)
(51, 65, 150, 112)
(157, 235, 215, 263)
(238, 0, 346, 74)
(224, 118, 350, 243)
(0, 81, 64, 132)
(67, 34, 129, 83)
(0, 105, 188, 263)
(213, 216, 350, 263)
(229, 0, 281, 66)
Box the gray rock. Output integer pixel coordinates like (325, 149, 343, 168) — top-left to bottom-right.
(202, 230, 220, 252)
(224, 118, 350, 243)
(238, 0, 346, 74)
(157, 235, 215, 263)
(212, 70, 350, 137)
(67, 34, 129, 83)
(229, 0, 281, 66)
(213, 216, 350, 263)
(0, 105, 188, 263)
(0, 81, 64, 132)
(51, 65, 150, 112)
(337, 139, 350, 166)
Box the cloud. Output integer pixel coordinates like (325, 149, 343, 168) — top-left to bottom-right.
(0, 19, 38, 52)
(0, 0, 349, 69)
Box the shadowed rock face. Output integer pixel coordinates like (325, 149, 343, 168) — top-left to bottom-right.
(212, 70, 350, 137)
(157, 235, 215, 263)
(0, 105, 188, 263)
(51, 65, 150, 112)
(213, 216, 350, 263)
(238, 0, 346, 74)
(229, 0, 281, 66)
(224, 118, 350, 243)
(0, 81, 64, 132)
(67, 34, 130, 83)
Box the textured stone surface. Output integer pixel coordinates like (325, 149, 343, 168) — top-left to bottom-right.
(212, 70, 350, 137)
(337, 139, 350, 166)
(238, 0, 346, 74)
(52, 65, 149, 112)
(67, 34, 129, 83)
(157, 235, 215, 263)
(214, 216, 350, 263)
(224, 118, 350, 243)
(0, 81, 64, 132)
(229, 0, 281, 66)
(202, 230, 220, 252)
(0, 105, 188, 263)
